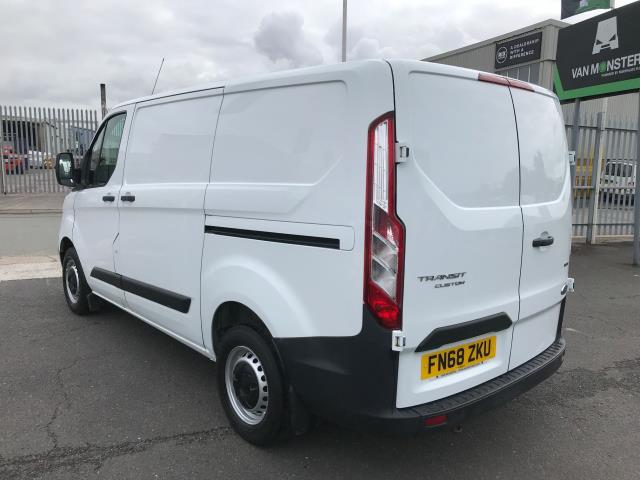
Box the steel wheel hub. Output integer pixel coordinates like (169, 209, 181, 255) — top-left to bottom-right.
(225, 345, 269, 425)
(65, 259, 80, 304)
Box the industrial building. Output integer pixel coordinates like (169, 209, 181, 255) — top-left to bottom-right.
(424, 18, 639, 124)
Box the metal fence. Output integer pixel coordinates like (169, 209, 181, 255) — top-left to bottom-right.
(566, 112, 638, 242)
(0, 106, 98, 194)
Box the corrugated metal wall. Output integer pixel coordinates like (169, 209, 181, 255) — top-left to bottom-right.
(562, 93, 640, 128)
(432, 48, 495, 72)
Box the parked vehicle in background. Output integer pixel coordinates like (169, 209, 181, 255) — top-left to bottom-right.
(54, 59, 573, 446)
(28, 151, 42, 169)
(601, 159, 636, 204)
(2, 143, 24, 174)
(27, 150, 54, 169)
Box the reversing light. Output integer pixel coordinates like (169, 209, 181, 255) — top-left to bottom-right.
(364, 112, 405, 329)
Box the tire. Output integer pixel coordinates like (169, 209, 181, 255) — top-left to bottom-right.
(217, 326, 288, 446)
(62, 247, 91, 315)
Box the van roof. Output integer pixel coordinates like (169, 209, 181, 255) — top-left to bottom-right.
(111, 59, 553, 110)
(112, 59, 394, 108)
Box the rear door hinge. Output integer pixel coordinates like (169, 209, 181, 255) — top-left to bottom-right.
(395, 143, 410, 163)
(392, 330, 406, 351)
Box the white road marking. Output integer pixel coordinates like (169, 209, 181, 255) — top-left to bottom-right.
(565, 327, 588, 336)
(0, 256, 61, 282)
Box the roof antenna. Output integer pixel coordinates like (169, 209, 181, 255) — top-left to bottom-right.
(151, 57, 165, 95)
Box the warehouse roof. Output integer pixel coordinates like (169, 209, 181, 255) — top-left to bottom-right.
(424, 18, 568, 62)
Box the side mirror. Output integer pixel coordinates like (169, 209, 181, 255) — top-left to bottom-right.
(55, 152, 76, 187)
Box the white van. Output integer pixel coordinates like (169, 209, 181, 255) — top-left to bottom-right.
(55, 60, 572, 445)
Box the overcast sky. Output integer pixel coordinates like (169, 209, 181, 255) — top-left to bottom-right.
(0, 0, 635, 109)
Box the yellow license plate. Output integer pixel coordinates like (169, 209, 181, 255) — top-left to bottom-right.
(421, 336, 496, 380)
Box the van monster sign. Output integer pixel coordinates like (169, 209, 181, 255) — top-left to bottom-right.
(554, 1, 640, 101)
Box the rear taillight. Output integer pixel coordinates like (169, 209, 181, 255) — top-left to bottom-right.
(364, 112, 405, 329)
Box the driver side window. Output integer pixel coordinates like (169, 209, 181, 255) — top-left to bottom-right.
(86, 113, 126, 187)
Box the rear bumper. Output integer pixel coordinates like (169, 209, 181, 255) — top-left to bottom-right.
(276, 309, 565, 434)
(406, 337, 565, 431)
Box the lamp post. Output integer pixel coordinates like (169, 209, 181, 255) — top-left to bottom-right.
(341, 0, 347, 62)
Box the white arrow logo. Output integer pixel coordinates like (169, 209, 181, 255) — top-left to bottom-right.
(593, 17, 619, 55)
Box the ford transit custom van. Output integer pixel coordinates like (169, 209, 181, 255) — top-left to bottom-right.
(55, 60, 573, 445)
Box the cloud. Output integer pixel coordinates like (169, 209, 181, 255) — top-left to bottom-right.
(254, 12, 323, 68)
(349, 38, 397, 60)
(0, 0, 268, 109)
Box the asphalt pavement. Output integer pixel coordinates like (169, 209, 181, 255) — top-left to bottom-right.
(0, 243, 639, 479)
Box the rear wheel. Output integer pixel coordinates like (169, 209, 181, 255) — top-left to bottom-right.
(62, 247, 91, 315)
(217, 326, 287, 445)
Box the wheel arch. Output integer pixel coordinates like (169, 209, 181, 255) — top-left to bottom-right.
(211, 301, 274, 356)
(200, 260, 316, 359)
(59, 237, 74, 264)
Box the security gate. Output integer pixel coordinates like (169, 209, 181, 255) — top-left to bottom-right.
(566, 112, 638, 242)
(0, 106, 98, 194)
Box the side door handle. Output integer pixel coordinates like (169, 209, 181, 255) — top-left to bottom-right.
(120, 194, 136, 202)
(532, 232, 554, 247)
(102, 195, 115, 203)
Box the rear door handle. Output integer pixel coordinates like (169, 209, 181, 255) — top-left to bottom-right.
(532, 233, 554, 247)
(102, 195, 115, 202)
(120, 194, 136, 202)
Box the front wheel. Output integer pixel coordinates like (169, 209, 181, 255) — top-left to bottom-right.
(62, 247, 91, 315)
(217, 326, 288, 445)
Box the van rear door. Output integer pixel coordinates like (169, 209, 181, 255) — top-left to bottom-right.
(388, 61, 523, 408)
(509, 89, 571, 369)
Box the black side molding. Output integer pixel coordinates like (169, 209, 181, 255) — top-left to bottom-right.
(205, 225, 340, 250)
(91, 267, 121, 288)
(90, 268, 191, 314)
(415, 313, 512, 353)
